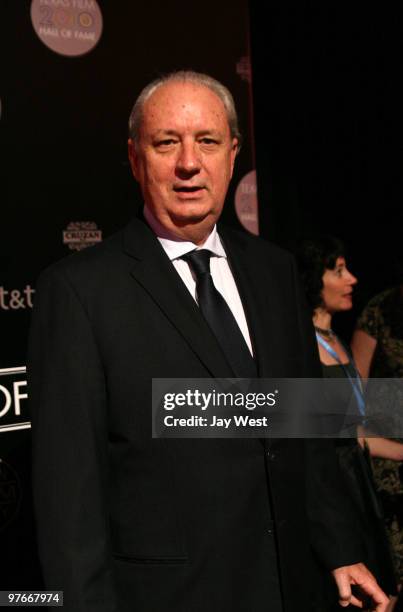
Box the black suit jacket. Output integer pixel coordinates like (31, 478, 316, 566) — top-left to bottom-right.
(28, 217, 363, 612)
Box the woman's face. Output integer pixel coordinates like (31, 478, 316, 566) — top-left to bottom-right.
(321, 257, 357, 314)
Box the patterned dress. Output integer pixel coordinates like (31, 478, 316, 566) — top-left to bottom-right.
(356, 287, 403, 583)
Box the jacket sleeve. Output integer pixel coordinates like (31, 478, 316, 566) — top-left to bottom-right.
(28, 265, 118, 612)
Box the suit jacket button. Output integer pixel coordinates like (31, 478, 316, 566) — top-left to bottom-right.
(267, 520, 274, 535)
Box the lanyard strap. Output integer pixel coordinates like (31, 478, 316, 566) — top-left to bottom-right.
(316, 332, 366, 416)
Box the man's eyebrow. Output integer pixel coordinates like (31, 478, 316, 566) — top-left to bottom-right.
(151, 129, 224, 138)
(151, 129, 179, 138)
(196, 130, 223, 138)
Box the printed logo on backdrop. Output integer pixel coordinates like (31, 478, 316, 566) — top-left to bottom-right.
(0, 286, 35, 311)
(0, 459, 22, 532)
(63, 221, 102, 251)
(30, 0, 103, 57)
(0, 367, 29, 434)
(234, 170, 259, 236)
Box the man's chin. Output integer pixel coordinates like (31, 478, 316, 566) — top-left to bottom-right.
(169, 208, 212, 227)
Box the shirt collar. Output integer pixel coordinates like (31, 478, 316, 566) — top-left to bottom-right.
(144, 205, 226, 261)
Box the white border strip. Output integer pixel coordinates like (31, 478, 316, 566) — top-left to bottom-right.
(0, 421, 31, 433)
(0, 366, 26, 376)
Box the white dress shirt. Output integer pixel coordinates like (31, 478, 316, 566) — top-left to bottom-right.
(144, 206, 254, 356)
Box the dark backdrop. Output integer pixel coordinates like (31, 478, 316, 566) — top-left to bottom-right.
(250, 2, 402, 335)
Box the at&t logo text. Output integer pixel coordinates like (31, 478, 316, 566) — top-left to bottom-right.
(0, 286, 35, 310)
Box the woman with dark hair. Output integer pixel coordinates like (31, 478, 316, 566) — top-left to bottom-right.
(299, 235, 399, 608)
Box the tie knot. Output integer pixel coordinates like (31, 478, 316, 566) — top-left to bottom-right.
(182, 249, 212, 278)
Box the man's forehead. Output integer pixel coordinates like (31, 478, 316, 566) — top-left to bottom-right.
(147, 80, 216, 100)
(140, 81, 230, 134)
(144, 82, 225, 115)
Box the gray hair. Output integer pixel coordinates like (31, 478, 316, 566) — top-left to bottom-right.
(128, 70, 241, 149)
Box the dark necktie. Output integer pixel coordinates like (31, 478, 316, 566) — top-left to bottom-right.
(182, 249, 257, 378)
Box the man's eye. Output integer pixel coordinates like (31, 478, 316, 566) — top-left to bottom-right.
(156, 139, 176, 147)
(200, 138, 218, 145)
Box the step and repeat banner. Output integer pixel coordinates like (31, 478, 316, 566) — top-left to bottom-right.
(1, 0, 257, 587)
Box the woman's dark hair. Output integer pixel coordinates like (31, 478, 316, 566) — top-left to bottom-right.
(297, 235, 346, 312)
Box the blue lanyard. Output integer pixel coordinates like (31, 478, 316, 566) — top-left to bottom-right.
(316, 333, 366, 417)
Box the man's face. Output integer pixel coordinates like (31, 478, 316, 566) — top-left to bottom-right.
(128, 81, 238, 242)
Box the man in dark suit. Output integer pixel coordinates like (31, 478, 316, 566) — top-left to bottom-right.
(28, 71, 389, 611)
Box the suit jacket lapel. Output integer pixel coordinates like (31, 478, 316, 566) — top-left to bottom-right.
(219, 226, 280, 449)
(219, 226, 279, 379)
(122, 217, 234, 378)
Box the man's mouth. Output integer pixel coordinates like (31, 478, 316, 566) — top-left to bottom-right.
(173, 185, 205, 193)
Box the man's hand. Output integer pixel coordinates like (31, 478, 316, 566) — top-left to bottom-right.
(331, 563, 389, 610)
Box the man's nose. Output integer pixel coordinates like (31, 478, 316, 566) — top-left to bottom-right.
(176, 142, 201, 176)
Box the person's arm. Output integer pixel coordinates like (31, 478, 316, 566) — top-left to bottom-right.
(305, 439, 389, 609)
(28, 266, 118, 612)
(351, 329, 377, 379)
(357, 430, 403, 460)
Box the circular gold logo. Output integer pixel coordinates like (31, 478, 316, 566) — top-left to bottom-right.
(30, 0, 103, 58)
(234, 170, 259, 235)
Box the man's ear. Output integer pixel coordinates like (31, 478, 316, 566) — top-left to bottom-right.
(128, 138, 139, 180)
(229, 138, 239, 178)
